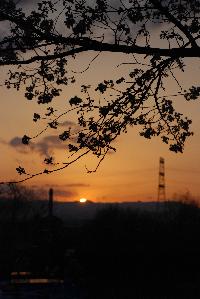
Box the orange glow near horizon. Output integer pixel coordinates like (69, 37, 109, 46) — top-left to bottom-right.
(1, 53, 200, 203)
(79, 198, 87, 203)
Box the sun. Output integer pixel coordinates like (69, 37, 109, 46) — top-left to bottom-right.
(79, 198, 87, 203)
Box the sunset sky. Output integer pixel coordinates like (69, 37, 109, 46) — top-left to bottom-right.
(0, 1, 200, 203)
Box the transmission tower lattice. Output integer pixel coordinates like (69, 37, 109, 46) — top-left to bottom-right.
(158, 157, 166, 202)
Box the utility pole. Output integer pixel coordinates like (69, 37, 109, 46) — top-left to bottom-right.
(158, 157, 166, 202)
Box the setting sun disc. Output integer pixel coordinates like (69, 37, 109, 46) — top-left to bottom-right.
(79, 198, 87, 203)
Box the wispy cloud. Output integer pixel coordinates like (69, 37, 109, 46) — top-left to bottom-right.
(37, 135, 67, 156)
(9, 136, 35, 154)
(20, 184, 78, 200)
(42, 183, 90, 188)
(6, 135, 68, 157)
(60, 120, 77, 127)
(54, 189, 77, 198)
(4, 132, 116, 158)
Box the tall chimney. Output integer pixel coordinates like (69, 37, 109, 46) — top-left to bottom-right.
(48, 188, 53, 217)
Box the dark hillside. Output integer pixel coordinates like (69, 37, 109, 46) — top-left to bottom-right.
(0, 199, 200, 298)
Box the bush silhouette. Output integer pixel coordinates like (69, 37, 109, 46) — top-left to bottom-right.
(74, 202, 200, 298)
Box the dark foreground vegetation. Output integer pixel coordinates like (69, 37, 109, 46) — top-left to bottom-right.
(0, 196, 200, 298)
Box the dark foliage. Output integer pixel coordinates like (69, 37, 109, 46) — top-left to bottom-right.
(75, 202, 200, 298)
(1, 198, 200, 298)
